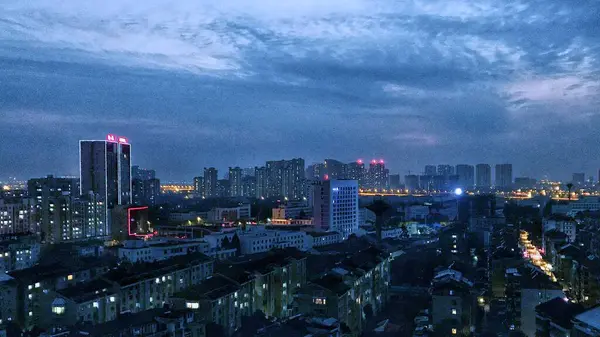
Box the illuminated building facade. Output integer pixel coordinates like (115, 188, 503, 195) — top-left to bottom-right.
(313, 180, 359, 239)
(203, 167, 218, 199)
(495, 163, 513, 190)
(80, 135, 132, 239)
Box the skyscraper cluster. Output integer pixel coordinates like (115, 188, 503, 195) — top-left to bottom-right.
(306, 159, 390, 190)
(404, 163, 513, 192)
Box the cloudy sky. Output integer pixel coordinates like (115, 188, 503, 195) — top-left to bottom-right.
(1, 0, 599, 181)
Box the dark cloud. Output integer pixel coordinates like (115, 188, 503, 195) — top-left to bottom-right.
(1, 0, 600, 181)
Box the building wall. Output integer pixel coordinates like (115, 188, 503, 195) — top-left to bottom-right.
(520, 288, 564, 337)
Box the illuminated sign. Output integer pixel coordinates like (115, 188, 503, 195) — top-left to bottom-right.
(106, 134, 129, 144)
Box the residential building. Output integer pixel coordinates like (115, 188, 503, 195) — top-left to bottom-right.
(404, 175, 419, 192)
(193, 176, 204, 197)
(266, 158, 305, 200)
(171, 274, 253, 336)
(475, 164, 492, 189)
(0, 275, 17, 329)
(505, 267, 564, 336)
(535, 297, 584, 337)
(323, 159, 346, 180)
(572, 306, 600, 337)
(294, 247, 391, 334)
(367, 160, 388, 190)
(132, 166, 156, 181)
(132, 178, 160, 206)
(118, 239, 212, 264)
(543, 217, 577, 243)
(346, 160, 365, 185)
(495, 164, 513, 190)
(0, 197, 36, 235)
(514, 177, 537, 189)
(272, 200, 312, 220)
(203, 168, 218, 199)
(431, 269, 475, 336)
(58, 308, 201, 337)
(228, 167, 243, 197)
(103, 253, 214, 315)
(424, 165, 437, 176)
(255, 166, 268, 199)
(0, 234, 40, 273)
(389, 174, 401, 189)
(455, 165, 475, 189)
(313, 180, 359, 239)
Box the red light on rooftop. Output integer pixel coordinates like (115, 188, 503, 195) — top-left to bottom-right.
(107, 134, 117, 142)
(357, 159, 363, 164)
(118, 136, 128, 144)
(371, 159, 377, 164)
(379, 159, 384, 164)
(324, 174, 329, 180)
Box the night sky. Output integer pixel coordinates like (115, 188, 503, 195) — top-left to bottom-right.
(1, 0, 599, 181)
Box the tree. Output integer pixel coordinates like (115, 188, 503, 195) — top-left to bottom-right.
(221, 236, 231, 249)
(230, 234, 241, 255)
(567, 183, 574, 200)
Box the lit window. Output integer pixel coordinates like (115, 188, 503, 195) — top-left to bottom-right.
(452, 309, 457, 315)
(28, 285, 33, 290)
(28, 294, 32, 300)
(186, 302, 199, 309)
(67, 275, 73, 281)
(109, 296, 116, 302)
(28, 311, 32, 317)
(52, 306, 65, 315)
(452, 328, 457, 335)
(93, 302, 99, 308)
(34, 282, 40, 288)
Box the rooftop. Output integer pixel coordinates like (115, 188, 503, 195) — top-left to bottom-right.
(574, 306, 600, 331)
(103, 252, 212, 286)
(311, 274, 351, 296)
(57, 279, 116, 303)
(536, 297, 584, 330)
(172, 275, 239, 301)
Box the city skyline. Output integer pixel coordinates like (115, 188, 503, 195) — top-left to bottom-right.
(1, 0, 600, 180)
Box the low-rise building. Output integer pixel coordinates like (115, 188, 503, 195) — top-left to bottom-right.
(55, 308, 202, 337)
(431, 269, 475, 336)
(43, 279, 118, 327)
(535, 297, 584, 337)
(103, 253, 214, 315)
(171, 275, 253, 336)
(572, 306, 600, 336)
(207, 204, 251, 222)
(307, 231, 341, 247)
(294, 246, 391, 334)
(0, 274, 17, 330)
(0, 234, 40, 273)
(238, 228, 310, 255)
(543, 216, 577, 243)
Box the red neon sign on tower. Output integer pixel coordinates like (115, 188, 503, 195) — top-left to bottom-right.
(127, 206, 151, 238)
(106, 134, 129, 144)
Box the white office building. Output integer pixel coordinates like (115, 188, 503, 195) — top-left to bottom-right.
(313, 180, 359, 239)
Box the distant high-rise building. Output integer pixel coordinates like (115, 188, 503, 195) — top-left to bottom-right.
(437, 165, 454, 177)
(313, 179, 359, 239)
(242, 176, 256, 198)
(255, 166, 268, 198)
(217, 179, 230, 198)
(346, 160, 366, 186)
(368, 160, 388, 190)
(132, 166, 155, 181)
(80, 135, 132, 208)
(324, 159, 345, 180)
(405, 175, 419, 192)
(389, 174, 401, 189)
(242, 167, 255, 178)
(455, 164, 475, 189)
(132, 178, 160, 206)
(495, 164, 513, 190)
(229, 167, 243, 197)
(203, 167, 218, 198)
(419, 175, 433, 191)
(476, 164, 492, 189)
(193, 176, 204, 197)
(424, 165, 437, 176)
(572, 173, 585, 186)
(266, 158, 305, 199)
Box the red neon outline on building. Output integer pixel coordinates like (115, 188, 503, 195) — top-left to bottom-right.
(127, 206, 150, 237)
